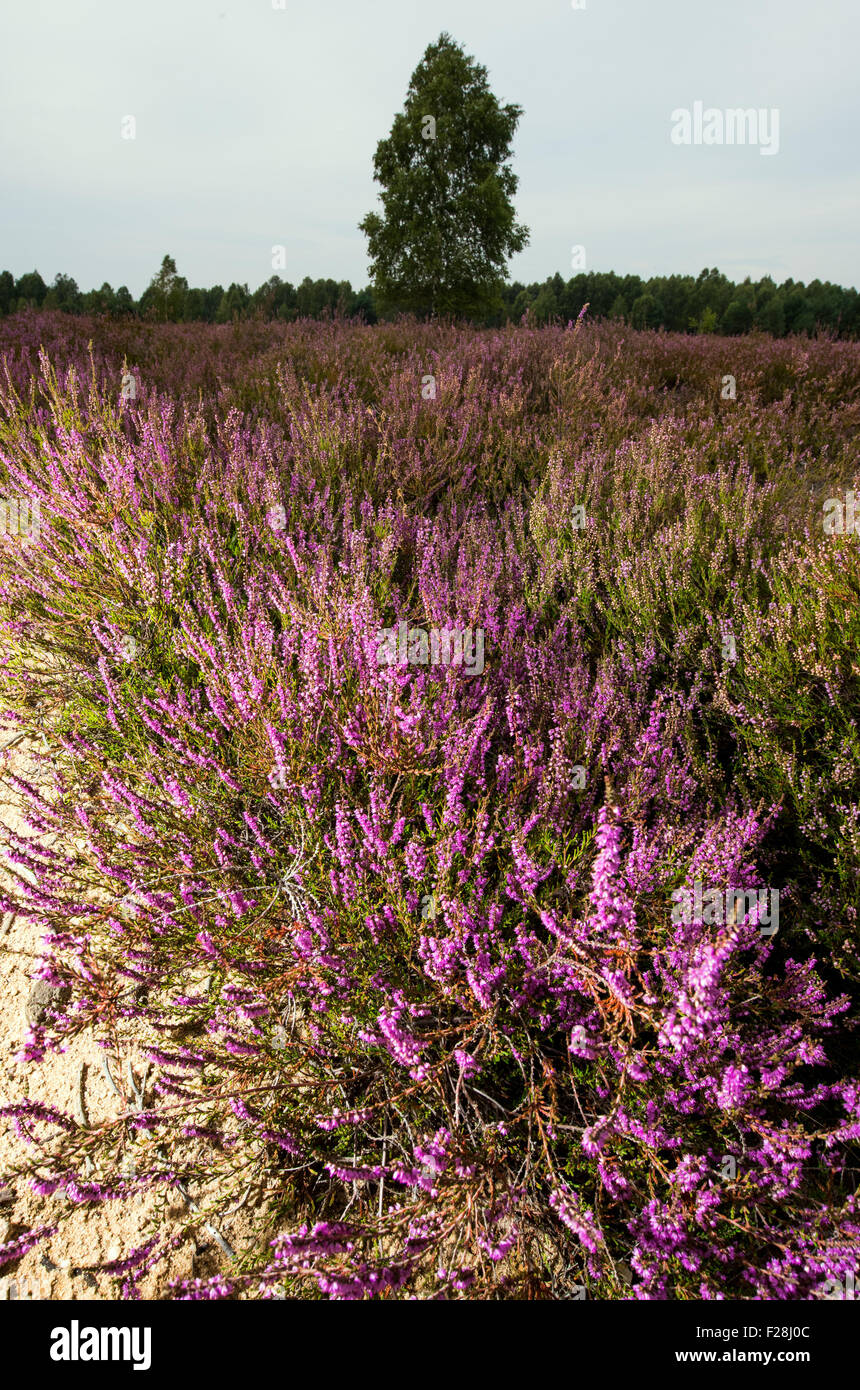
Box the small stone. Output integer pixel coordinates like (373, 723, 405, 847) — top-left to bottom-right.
(26, 979, 71, 1027)
(0, 1185, 14, 1206)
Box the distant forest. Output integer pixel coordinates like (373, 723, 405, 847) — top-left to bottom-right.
(2, 259, 859, 337)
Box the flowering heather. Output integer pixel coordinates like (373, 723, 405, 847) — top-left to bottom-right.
(0, 311, 858, 1299)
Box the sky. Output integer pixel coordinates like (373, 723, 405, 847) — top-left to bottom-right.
(1, 0, 857, 296)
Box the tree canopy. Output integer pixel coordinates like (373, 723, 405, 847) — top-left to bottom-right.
(359, 33, 529, 318)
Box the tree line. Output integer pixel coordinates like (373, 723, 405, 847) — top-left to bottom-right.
(1, 259, 857, 337)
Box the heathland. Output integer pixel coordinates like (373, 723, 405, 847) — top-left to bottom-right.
(0, 310, 858, 1299)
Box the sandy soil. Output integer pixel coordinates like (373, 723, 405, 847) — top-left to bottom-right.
(0, 718, 270, 1300)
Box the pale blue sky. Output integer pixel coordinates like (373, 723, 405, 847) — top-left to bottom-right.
(1, 0, 857, 294)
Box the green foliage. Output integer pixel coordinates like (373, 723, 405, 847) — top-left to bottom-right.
(81, 282, 117, 316)
(359, 33, 529, 318)
(630, 292, 663, 330)
(0, 269, 13, 315)
(44, 273, 83, 314)
(0, 260, 858, 338)
(13, 269, 47, 308)
(140, 254, 189, 322)
(215, 281, 251, 324)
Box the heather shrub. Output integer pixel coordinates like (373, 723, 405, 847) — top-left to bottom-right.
(721, 520, 860, 983)
(0, 317, 857, 1298)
